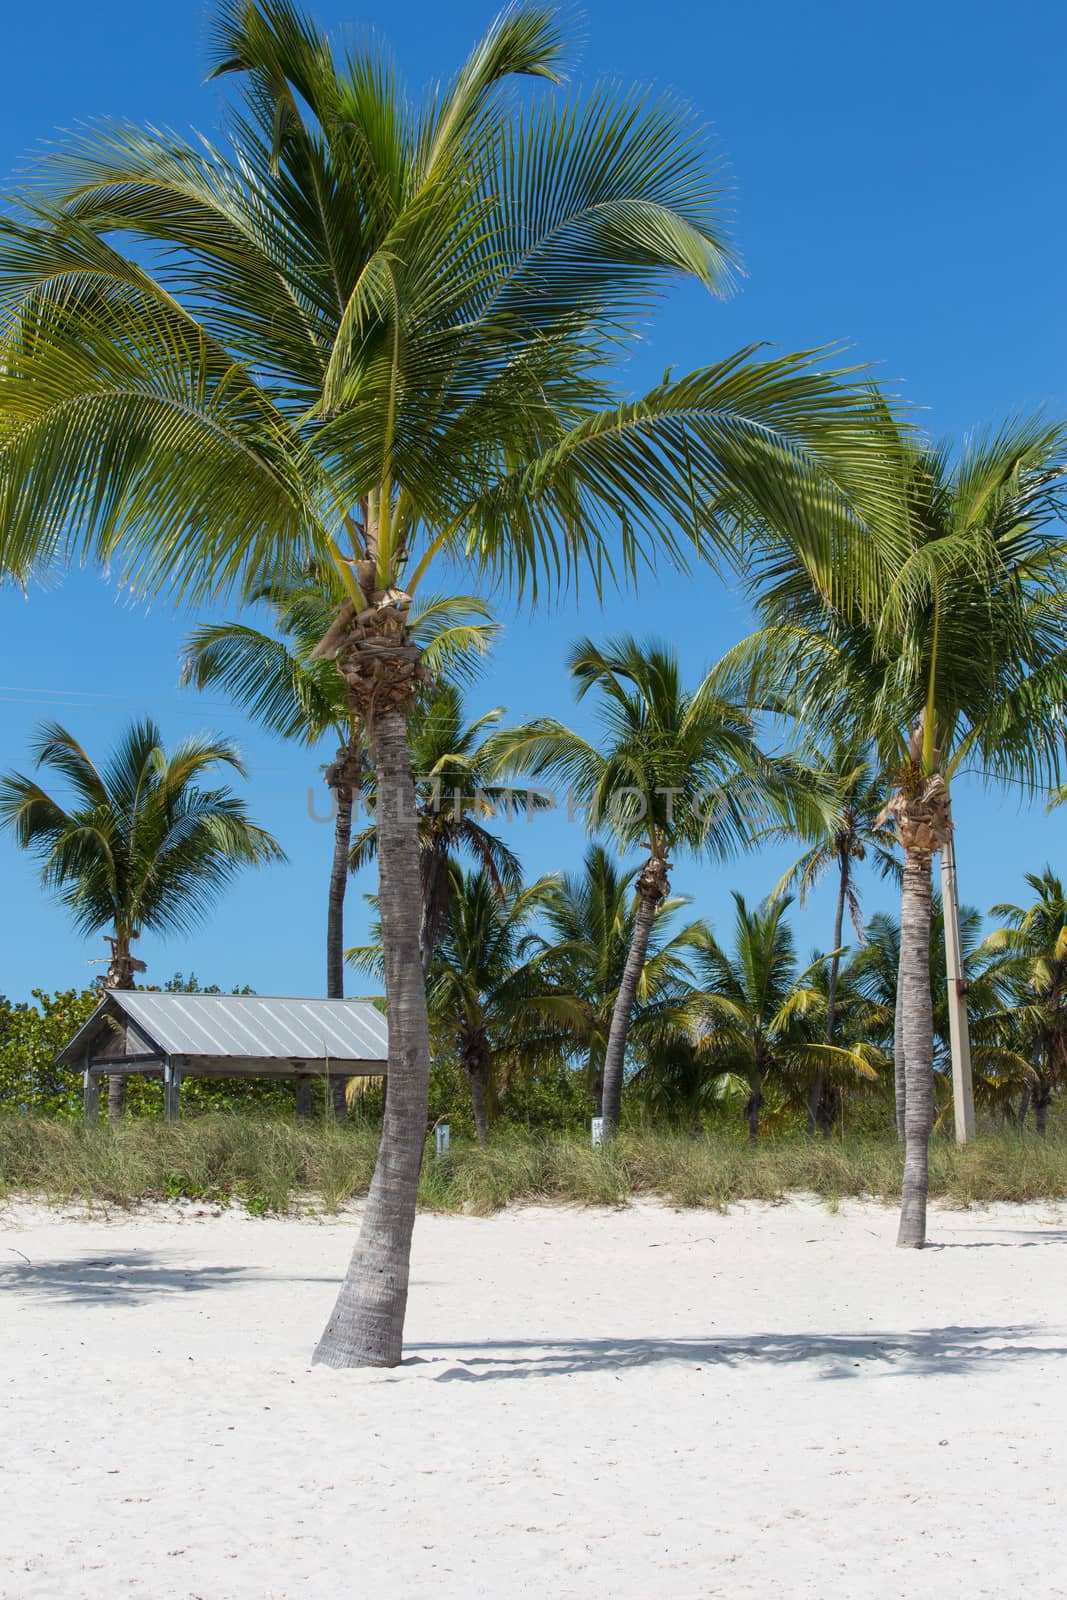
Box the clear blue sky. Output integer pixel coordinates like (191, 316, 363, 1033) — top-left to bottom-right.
(2, 0, 1064, 1001)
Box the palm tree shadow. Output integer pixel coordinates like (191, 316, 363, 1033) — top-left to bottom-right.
(409, 1325, 1065, 1382)
(928, 1229, 1067, 1249)
(0, 1251, 335, 1306)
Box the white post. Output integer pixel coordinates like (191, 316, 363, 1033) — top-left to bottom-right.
(940, 826, 976, 1143)
(591, 1117, 604, 1148)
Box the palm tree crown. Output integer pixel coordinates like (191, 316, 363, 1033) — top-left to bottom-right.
(0, 719, 282, 976)
(693, 894, 878, 1142)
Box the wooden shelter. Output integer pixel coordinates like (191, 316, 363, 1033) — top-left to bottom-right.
(56, 991, 389, 1120)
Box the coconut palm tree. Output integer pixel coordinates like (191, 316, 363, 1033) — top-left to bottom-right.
(426, 867, 562, 1143)
(527, 844, 706, 1106)
(350, 682, 538, 977)
(0, 720, 282, 1119)
(184, 572, 498, 1002)
(717, 416, 1067, 1242)
(852, 904, 1023, 1128)
(983, 869, 1067, 1133)
(0, 1, 895, 1362)
(349, 864, 564, 1142)
(768, 735, 899, 1133)
(490, 636, 782, 1135)
(692, 893, 878, 1142)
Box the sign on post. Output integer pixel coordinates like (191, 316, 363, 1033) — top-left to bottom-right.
(591, 1117, 604, 1148)
(435, 1122, 451, 1157)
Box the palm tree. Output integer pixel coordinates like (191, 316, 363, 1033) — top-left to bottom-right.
(427, 867, 561, 1143)
(718, 416, 1067, 1243)
(349, 864, 563, 1142)
(0, 1, 895, 1363)
(0, 719, 282, 1119)
(984, 869, 1067, 1133)
(184, 572, 497, 1002)
(490, 636, 780, 1135)
(852, 904, 1023, 1128)
(349, 682, 535, 977)
(769, 735, 899, 1133)
(527, 844, 707, 1106)
(692, 893, 878, 1142)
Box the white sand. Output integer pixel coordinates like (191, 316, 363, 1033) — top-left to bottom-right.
(2, 1196, 1066, 1600)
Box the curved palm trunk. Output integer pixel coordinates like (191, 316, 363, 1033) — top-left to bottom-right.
(324, 747, 359, 1121)
(324, 759, 355, 1001)
(600, 856, 669, 1137)
(896, 847, 935, 1248)
(420, 848, 450, 980)
(314, 706, 431, 1368)
(893, 959, 906, 1142)
(809, 848, 848, 1137)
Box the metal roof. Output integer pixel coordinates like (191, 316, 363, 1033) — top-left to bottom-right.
(58, 992, 389, 1065)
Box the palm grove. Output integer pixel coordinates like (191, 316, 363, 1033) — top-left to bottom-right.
(0, 2, 1064, 1366)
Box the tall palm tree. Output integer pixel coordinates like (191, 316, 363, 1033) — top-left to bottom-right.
(0, 720, 282, 1119)
(350, 682, 536, 977)
(984, 869, 1067, 1133)
(852, 903, 1023, 1127)
(490, 635, 780, 1135)
(692, 893, 878, 1142)
(184, 572, 497, 1001)
(769, 735, 899, 1133)
(718, 416, 1067, 1243)
(527, 844, 707, 1105)
(0, 1, 894, 1362)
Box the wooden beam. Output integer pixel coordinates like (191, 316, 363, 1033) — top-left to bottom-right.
(294, 1077, 313, 1120)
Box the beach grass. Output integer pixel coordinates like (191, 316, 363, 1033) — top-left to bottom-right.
(4, 1114, 1067, 1216)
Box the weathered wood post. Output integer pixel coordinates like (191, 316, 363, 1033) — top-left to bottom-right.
(82, 1046, 99, 1124)
(163, 1058, 182, 1122)
(295, 1074, 313, 1120)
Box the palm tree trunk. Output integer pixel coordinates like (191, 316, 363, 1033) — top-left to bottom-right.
(325, 772, 354, 1001)
(313, 705, 432, 1368)
(104, 935, 140, 1123)
(600, 856, 669, 1137)
(809, 849, 848, 1137)
(420, 850, 449, 980)
(469, 1062, 489, 1146)
(1017, 1080, 1032, 1130)
(1034, 1075, 1051, 1136)
(896, 847, 935, 1247)
(746, 1073, 763, 1145)
(893, 958, 906, 1143)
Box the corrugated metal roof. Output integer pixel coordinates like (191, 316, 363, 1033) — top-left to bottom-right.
(59, 993, 389, 1065)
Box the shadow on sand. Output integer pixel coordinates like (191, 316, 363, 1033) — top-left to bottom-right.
(0, 1250, 335, 1306)
(408, 1325, 1067, 1382)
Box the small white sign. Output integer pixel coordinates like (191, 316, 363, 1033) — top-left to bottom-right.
(591, 1117, 604, 1148)
(435, 1123, 451, 1156)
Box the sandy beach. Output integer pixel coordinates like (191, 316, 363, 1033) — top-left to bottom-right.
(2, 1196, 1066, 1599)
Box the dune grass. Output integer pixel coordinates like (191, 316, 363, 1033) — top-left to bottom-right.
(4, 1114, 1067, 1216)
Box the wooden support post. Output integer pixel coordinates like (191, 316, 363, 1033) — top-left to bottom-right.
(163, 1059, 182, 1123)
(329, 1075, 348, 1120)
(941, 828, 976, 1143)
(83, 1058, 99, 1124)
(294, 1076, 313, 1120)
